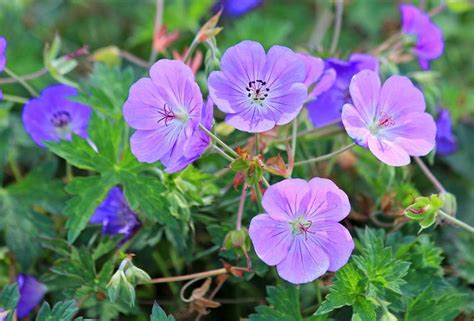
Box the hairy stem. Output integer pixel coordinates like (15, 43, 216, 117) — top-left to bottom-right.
(294, 143, 355, 166)
(149, 0, 164, 64)
(183, 38, 199, 64)
(290, 118, 298, 176)
(213, 144, 235, 161)
(0, 67, 47, 85)
(236, 184, 248, 230)
(413, 157, 446, 193)
(199, 123, 239, 158)
(438, 210, 474, 234)
(149, 266, 250, 284)
(4, 67, 39, 97)
(120, 50, 149, 68)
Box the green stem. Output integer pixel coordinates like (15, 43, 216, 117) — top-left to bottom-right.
(1, 94, 28, 104)
(8, 155, 22, 181)
(315, 279, 323, 304)
(438, 210, 474, 234)
(66, 163, 73, 182)
(261, 176, 270, 188)
(255, 133, 260, 155)
(199, 123, 239, 158)
(4, 67, 39, 97)
(0, 67, 47, 85)
(183, 38, 199, 64)
(213, 144, 235, 162)
(236, 184, 248, 230)
(294, 143, 355, 167)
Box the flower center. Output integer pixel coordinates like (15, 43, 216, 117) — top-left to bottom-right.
(246, 79, 270, 104)
(290, 217, 314, 241)
(370, 113, 395, 134)
(50, 110, 72, 128)
(157, 103, 177, 126)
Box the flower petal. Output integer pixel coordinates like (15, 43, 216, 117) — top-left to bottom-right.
(368, 135, 411, 166)
(17, 274, 47, 318)
(249, 214, 293, 266)
(208, 71, 246, 114)
(305, 177, 351, 222)
(310, 68, 336, 99)
(276, 237, 330, 284)
(382, 112, 436, 157)
(349, 70, 381, 123)
(341, 103, 370, 148)
(130, 125, 182, 163)
(268, 83, 308, 126)
(263, 45, 305, 92)
(225, 105, 276, 133)
(378, 75, 425, 117)
(310, 221, 354, 271)
(262, 178, 310, 221)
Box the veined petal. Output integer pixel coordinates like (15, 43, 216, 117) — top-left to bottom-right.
(263, 45, 305, 92)
(378, 76, 425, 117)
(305, 177, 351, 222)
(249, 214, 293, 266)
(130, 125, 181, 163)
(349, 70, 381, 123)
(341, 103, 370, 148)
(368, 135, 411, 166)
(262, 178, 310, 221)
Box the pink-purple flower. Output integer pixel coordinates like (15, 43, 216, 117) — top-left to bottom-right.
(435, 108, 457, 156)
(89, 187, 141, 241)
(400, 4, 444, 70)
(22, 84, 92, 147)
(249, 178, 353, 284)
(16, 274, 47, 318)
(307, 53, 379, 128)
(123, 60, 203, 170)
(0, 37, 6, 100)
(297, 53, 336, 102)
(208, 40, 307, 133)
(341, 70, 436, 166)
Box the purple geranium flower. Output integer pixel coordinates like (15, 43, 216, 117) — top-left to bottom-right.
(435, 108, 457, 156)
(161, 98, 214, 173)
(297, 53, 336, 102)
(307, 53, 379, 128)
(0, 37, 6, 100)
(342, 70, 436, 166)
(22, 84, 92, 147)
(16, 274, 47, 318)
(216, 0, 263, 17)
(400, 4, 444, 70)
(249, 178, 353, 284)
(89, 187, 141, 240)
(208, 40, 307, 133)
(123, 60, 203, 165)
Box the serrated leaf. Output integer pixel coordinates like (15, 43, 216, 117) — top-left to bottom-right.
(0, 283, 20, 311)
(150, 302, 175, 321)
(35, 300, 78, 321)
(249, 285, 304, 321)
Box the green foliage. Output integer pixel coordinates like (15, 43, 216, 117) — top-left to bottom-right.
(35, 300, 78, 321)
(150, 302, 175, 321)
(0, 283, 19, 321)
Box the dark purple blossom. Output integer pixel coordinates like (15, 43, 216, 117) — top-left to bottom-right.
(123, 60, 203, 166)
(22, 84, 92, 147)
(208, 40, 307, 133)
(297, 53, 336, 102)
(0, 37, 7, 100)
(216, 0, 263, 17)
(16, 274, 47, 318)
(341, 70, 436, 166)
(400, 4, 444, 70)
(89, 187, 141, 240)
(435, 108, 457, 156)
(249, 178, 353, 284)
(307, 53, 379, 128)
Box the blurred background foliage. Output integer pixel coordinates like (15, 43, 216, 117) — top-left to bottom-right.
(0, 0, 474, 320)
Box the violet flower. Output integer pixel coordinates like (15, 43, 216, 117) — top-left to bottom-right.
(249, 178, 353, 284)
(22, 84, 92, 147)
(16, 274, 47, 318)
(341, 70, 436, 166)
(123, 60, 203, 165)
(307, 53, 379, 128)
(297, 53, 336, 102)
(435, 108, 457, 156)
(208, 40, 307, 133)
(89, 187, 141, 240)
(0, 37, 7, 100)
(161, 98, 214, 173)
(400, 4, 444, 70)
(215, 0, 263, 17)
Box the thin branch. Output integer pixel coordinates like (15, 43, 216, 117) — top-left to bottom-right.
(236, 184, 248, 230)
(199, 123, 240, 158)
(149, 0, 164, 64)
(4, 67, 38, 97)
(438, 210, 474, 234)
(119, 50, 149, 68)
(413, 157, 446, 193)
(1, 94, 28, 104)
(294, 143, 355, 167)
(148, 266, 251, 284)
(329, 0, 344, 54)
(0, 68, 47, 85)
